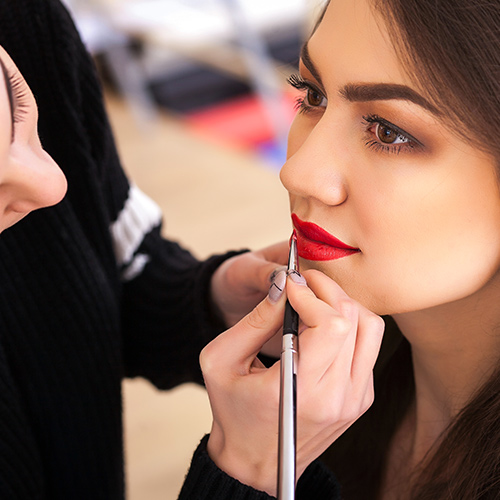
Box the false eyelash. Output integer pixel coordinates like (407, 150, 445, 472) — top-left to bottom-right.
(288, 74, 308, 111)
(287, 73, 325, 113)
(287, 73, 308, 91)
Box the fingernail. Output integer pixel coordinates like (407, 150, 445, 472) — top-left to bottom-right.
(268, 269, 287, 303)
(288, 270, 307, 286)
(269, 265, 287, 284)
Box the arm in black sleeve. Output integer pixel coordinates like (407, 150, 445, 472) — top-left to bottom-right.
(179, 436, 342, 500)
(120, 226, 248, 387)
(0, 0, 246, 388)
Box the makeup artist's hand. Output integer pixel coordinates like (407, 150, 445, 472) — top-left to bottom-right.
(201, 269, 384, 496)
(210, 241, 288, 327)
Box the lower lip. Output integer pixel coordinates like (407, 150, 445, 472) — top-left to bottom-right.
(296, 232, 360, 261)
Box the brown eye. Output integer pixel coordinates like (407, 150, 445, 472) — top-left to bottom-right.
(377, 124, 399, 144)
(306, 88, 324, 107)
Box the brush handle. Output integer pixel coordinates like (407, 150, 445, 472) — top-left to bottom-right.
(278, 320, 298, 500)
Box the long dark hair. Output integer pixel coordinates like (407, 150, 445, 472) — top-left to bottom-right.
(319, 1, 500, 498)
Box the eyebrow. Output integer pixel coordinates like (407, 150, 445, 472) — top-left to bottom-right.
(0, 58, 14, 134)
(300, 41, 441, 115)
(340, 83, 440, 115)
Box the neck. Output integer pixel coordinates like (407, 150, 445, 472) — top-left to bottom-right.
(391, 286, 500, 464)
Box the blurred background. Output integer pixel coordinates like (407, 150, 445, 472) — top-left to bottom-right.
(61, 0, 326, 498)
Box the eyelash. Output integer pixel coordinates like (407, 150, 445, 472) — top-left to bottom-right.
(287, 73, 423, 155)
(7, 71, 30, 125)
(362, 115, 421, 154)
(287, 73, 324, 113)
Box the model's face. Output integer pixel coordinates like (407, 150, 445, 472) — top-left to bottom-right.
(0, 46, 66, 233)
(281, 0, 500, 315)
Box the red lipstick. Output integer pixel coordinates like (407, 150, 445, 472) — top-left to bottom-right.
(292, 213, 360, 261)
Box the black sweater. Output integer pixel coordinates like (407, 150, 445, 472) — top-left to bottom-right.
(0, 1, 340, 498)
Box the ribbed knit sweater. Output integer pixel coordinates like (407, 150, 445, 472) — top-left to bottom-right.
(0, 1, 341, 499)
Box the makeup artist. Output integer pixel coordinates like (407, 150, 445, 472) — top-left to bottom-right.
(0, 1, 293, 498)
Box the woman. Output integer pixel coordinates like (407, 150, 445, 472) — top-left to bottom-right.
(0, 1, 291, 498)
(197, 0, 500, 498)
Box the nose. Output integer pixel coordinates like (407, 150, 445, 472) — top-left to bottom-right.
(280, 115, 349, 207)
(2, 140, 67, 216)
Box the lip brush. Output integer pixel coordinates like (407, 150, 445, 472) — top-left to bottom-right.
(278, 232, 299, 500)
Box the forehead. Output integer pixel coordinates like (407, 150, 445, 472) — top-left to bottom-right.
(308, 0, 409, 88)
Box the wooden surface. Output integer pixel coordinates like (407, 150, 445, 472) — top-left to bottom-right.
(105, 92, 291, 499)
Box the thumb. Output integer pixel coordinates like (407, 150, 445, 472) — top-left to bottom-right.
(255, 261, 287, 296)
(259, 240, 289, 266)
(251, 241, 289, 295)
(203, 292, 286, 373)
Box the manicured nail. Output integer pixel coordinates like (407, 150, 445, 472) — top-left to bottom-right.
(269, 265, 287, 284)
(287, 270, 307, 286)
(268, 269, 287, 303)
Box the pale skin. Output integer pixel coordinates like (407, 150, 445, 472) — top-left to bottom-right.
(202, 0, 500, 498)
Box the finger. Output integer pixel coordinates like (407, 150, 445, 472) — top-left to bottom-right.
(298, 299, 359, 387)
(301, 269, 351, 310)
(350, 312, 384, 382)
(253, 258, 286, 296)
(231, 244, 288, 297)
(285, 278, 353, 382)
(285, 274, 344, 328)
(302, 270, 382, 378)
(201, 293, 286, 374)
(252, 241, 290, 295)
(330, 299, 360, 377)
(315, 307, 382, 421)
(259, 240, 289, 266)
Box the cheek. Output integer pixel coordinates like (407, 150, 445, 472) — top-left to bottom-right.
(281, 119, 305, 199)
(299, 168, 500, 316)
(286, 115, 312, 159)
(360, 178, 500, 314)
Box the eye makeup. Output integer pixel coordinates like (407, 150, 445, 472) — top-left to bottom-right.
(287, 73, 326, 114)
(362, 114, 424, 154)
(288, 72, 425, 155)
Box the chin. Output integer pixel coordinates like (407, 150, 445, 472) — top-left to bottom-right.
(298, 259, 400, 315)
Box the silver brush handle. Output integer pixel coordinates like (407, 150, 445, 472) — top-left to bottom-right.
(278, 332, 298, 500)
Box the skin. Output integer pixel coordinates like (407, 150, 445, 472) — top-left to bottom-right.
(280, 0, 500, 496)
(0, 46, 67, 231)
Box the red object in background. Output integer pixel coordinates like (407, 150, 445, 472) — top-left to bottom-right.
(184, 91, 299, 150)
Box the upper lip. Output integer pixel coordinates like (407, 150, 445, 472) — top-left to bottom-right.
(292, 213, 359, 250)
